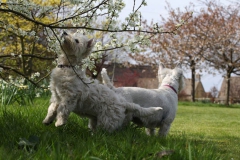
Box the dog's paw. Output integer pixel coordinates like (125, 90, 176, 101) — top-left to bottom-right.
(42, 120, 53, 125)
(42, 118, 53, 125)
(55, 119, 66, 127)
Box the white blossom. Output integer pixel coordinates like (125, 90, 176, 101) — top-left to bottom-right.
(35, 72, 40, 77)
(36, 93, 40, 97)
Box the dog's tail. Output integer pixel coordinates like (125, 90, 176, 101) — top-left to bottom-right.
(125, 102, 162, 117)
(102, 68, 162, 116)
(101, 68, 115, 90)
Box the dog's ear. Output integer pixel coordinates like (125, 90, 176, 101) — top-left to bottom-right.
(87, 39, 95, 48)
(175, 63, 182, 69)
(82, 38, 95, 58)
(158, 63, 165, 74)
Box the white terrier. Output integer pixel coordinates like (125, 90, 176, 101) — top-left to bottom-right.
(42, 31, 162, 132)
(101, 63, 185, 136)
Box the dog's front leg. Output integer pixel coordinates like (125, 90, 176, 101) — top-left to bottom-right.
(55, 99, 77, 127)
(43, 102, 58, 125)
(145, 128, 155, 136)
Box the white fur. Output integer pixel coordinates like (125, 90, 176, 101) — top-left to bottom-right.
(101, 63, 185, 136)
(42, 31, 162, 132)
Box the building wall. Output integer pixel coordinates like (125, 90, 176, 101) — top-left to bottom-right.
(195, 83, 206, 98)
(102, 64, 208, 101)
(137, 78, 158, 89)
(103, 64, 158, 87)
(217, 77, 240, 104)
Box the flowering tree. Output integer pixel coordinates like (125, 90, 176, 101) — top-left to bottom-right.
(130, 0, 240, 104)
(0, 0, 186, 86)
(0, 0, 62, 85)
(198, 1, 240, 105)
(131, 3, 199, 101)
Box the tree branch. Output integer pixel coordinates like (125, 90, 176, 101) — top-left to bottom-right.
(0, 8, 190, 34)
(0, 54, 56, 60)
(0, 64, 50, 88)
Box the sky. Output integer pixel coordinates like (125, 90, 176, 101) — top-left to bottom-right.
(120, 0, 235, 92)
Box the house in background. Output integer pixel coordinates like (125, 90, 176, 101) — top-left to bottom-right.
(103, 63, 158, 88)
(179, 74, 209, 101)
(137, 78, 158, 89)
(217, 77, 240, 104)
(102, 64, 209, 101)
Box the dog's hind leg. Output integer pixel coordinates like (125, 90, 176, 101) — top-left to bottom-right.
(158, 122, 171, 137)
(43, 102, 58, 125)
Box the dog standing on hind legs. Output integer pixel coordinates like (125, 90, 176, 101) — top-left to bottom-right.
(101, 63, 185, 136)
(42, 31, 162, 132)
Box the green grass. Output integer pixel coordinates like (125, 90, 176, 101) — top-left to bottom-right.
(0, 99, 239, 160)
(174, 102, 240, 159)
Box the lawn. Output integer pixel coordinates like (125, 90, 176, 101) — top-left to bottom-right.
(0, 99, 239, 160)
(173, 102, 240, 159)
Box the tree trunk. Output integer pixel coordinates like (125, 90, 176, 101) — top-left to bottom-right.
(191, 60, 196, 102)
(225, 73, 231, 106)
(20, 36, 27, 75)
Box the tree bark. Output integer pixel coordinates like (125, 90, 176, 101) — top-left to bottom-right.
(191, 60, 196, 102)
(225, 72, 231, 106)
